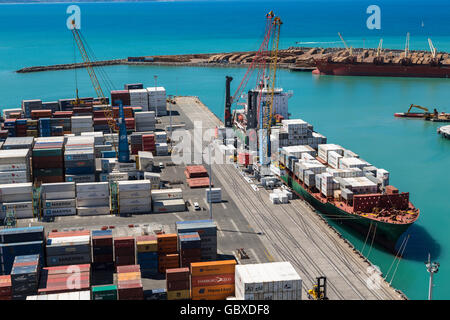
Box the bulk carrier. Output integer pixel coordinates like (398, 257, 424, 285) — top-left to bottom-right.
(230, 83, 419, 251)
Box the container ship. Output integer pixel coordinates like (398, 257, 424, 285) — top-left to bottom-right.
(230, 84, 419, 251)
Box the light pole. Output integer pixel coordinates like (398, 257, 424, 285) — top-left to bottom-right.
(208, 142, 213, 220)
(153, 75, 158, 118)
(425, 253, 439, 300)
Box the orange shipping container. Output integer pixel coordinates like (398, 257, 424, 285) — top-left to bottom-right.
(157, 233, 178, 242)
(191, 284, 235, 299)
(191, 273, 235, 287)
(190, 260, 236, 277)
(118, 272, 141, 282)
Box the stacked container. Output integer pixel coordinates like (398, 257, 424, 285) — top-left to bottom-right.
(137, 151, 153, 171)
(155, 143, 169, 156)
(176, 220, 217, 261)
(135, 112, 156, 132)
(50, 117, 71, 134)
(0, 149, 31, 184)
(130, 132, 143, 155)
(27, 291, 91, 300)
(136, 235, 158, 277)
(114, 237, 136, 267)
(41, 182, 76, 218)
(3, 119, 16, 137)
(0, 227, 44, 275)
(166, 267, 190, 300)
(142, 134, 156, 153)
(26, 119, 39, 137)
(118, 180, 151, 215)
(129, 89, 149, 110)
(32, 137, 65, 183)
(91, 285, 117, 300)
(190, 260, 236, 300)
(0, 275, 11, 300)
(116, 265, 144, 300)
(71, 116, 93, 135)
(178, 232, 201, 268)
(111, 90, 130, 106)
(38, 264, 91, 295)
(234, 262, 302, 300)
(147, 87, 167, 116)
(2, 137, 34, 150)
(64, 136, 95, 183)
(151, 188, 184, 213)
(157, 234, 179, 274)
(206, 188, 222, 203)
(22, 99, 42, 118)
(91, 229, 114, 272)
(76, 182, 110, 216)
(45, 230, 91, 266)
(10, 254, 40, 300)
(0, 183, 33, 220)
(143, 172, 160, 190)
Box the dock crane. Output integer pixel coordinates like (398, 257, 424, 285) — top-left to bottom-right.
(338, 32, 356, 63)
(70, 19, 119, 156)
(428, 38, 440, 65)
(373, 38, 384, 64)
(401, 32, 412, 65)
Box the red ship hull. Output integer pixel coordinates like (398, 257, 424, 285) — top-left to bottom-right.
(313, 60, 450, 78)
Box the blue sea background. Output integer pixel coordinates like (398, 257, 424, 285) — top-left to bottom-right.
(0, 0, 449, 300)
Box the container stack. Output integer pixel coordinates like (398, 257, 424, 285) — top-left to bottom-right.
(142, 134, 156, 153)
(190, 260, 236, 300)
(26, 119, 39, 137)
(176, 220, 217, 261)
(157, 234, 179, 274)
(0, 275, 11, 300)
(27, 291, 91, 300)
(2, 137, 34, 150)
(0, 183, 34, 220)
(116, 265, 144, 300)
(45, 230, 91, 266)
(14, 119, 27, 137)
(64, 136, 95, 183)
(135, 112, 156, 132)
(71, 116, 93, 135)
(58, 98, 76, 111)
(76, 182, 110, 216)
(234, 262, 302, 300)
(38, 118, 51, 137)
(32, 137, 65, 183)
(50, 117, 71, 134)
(155, 142, 169, 156)
(151, 188, 184, 213)
(147, 87, 167, 116)
(42, 101, 60, 114)
(185, 165, 211, 189)
(206, 188, 222, 203)
(91, 285, 117, 300)
(3, 119, 16, 137)
(178, 232, 201, 268)
(38, 264, 91, 295)
(22, 100, 42, 118)
(91, 229, 114, 272)
(118, 180, 151, 215)
(114, 237, 136, 267)
(136, 235, 158, 277)
(143, 172, 160, 190)
(129, 89, 149, 110)
(137, 151, 153, 171)
(41, 182, 77, 218)
(10, 254, 40, 300)
(125, 83, 143, 90)
(130, 132, 143, 155)
(0, 227, 44, 276)
(111, 90, 130, 106)
(0, 149, 31, 184)
(166, 267, 190, 300)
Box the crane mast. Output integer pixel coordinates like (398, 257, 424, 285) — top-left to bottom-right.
(70, 20, 118, 154)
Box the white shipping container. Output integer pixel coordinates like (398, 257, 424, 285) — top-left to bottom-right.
(77, 197, 110, 207)
(119, 197, 151, 207)
(118, 180, 151, 192)
(77, 206, 110, 216)
(76, 182, 109, 193)
(150, 188, 183, 201)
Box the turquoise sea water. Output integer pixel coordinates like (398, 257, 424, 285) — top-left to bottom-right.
(0, 1, 449, 300)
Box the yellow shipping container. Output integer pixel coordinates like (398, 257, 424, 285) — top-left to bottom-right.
(135, 155, 140, 170)
(117, 272, 141, 282)
(191, 284, 235, 298)
(137, 240, 158, 252)
(167, 289, 190, 300)
(190, 260, 236, 277)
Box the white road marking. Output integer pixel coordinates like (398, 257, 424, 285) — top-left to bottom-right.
(221, 202, 227, 209)
(216, 221, 226, 238)
(230, 219, 241, 235)
(173, 213, 183, 221)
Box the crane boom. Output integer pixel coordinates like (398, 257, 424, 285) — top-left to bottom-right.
(70, 20, 118, 154)
(338, 32, 352, 55)
(428, 38, 436, 58)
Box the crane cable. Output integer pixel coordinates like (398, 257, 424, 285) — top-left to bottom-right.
(383, 235, 409, 281)
(388, 234, 410, 285)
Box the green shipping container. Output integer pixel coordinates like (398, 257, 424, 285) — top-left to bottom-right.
(92, 285, 118, 300)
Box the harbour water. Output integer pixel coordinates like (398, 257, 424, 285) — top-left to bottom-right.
(0, 0, 449, 300)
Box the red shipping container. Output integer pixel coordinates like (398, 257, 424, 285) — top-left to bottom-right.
(117, 265, 141, 274)
(115, 255, 136, 266)
(167, 280, 190, 291)
(92, 236, 113, 247)
(114, 237, 135, 247)
(118, 280, 144, 300)
(47, 230, 90, 239)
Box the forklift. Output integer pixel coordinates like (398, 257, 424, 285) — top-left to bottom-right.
(308, 276, 328, 300)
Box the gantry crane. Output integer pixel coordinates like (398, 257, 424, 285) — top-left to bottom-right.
(70, 19, 118, 155)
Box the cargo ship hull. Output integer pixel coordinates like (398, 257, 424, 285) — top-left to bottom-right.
(313, 60, 450, 78)
(280, 171, 412, 251)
